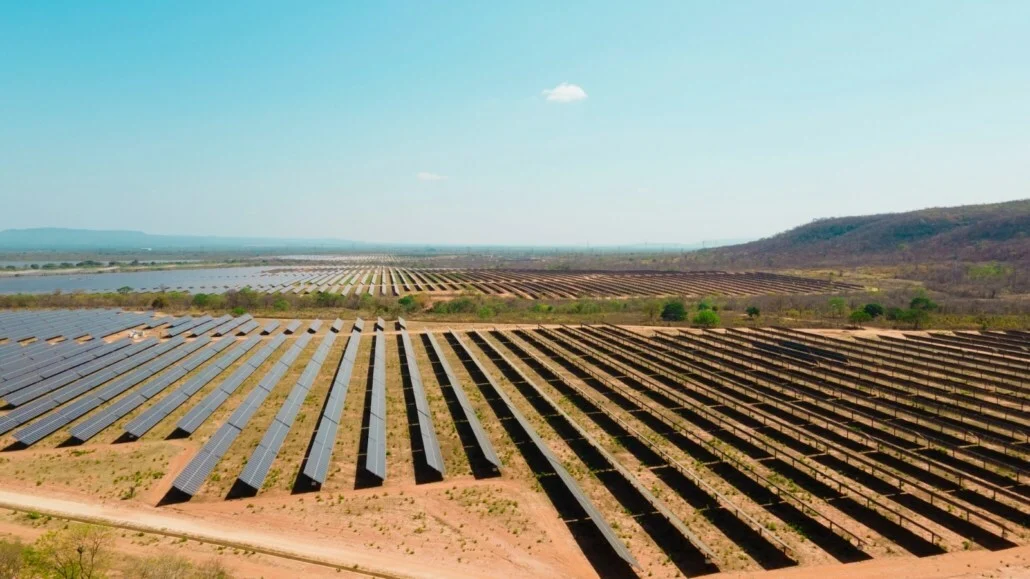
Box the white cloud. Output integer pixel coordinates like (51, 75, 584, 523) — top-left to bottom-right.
(542, 82, 588, 103)
(417, 172, 448, 181)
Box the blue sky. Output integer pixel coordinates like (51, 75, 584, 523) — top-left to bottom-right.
(1, 1, 1028, 245)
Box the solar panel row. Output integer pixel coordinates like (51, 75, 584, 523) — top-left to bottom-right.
(423, 332, 501, 470)
(68, 337, 239, 443)
(175, 334, 289, 435)
(166, 315, 212, 338)
(1, 338, 111, 386)
(212, 314, 253, 337)
(307, 319, 322, 334)
(302, 320, 364, 485)
(447, 331, 638, 569)
(0, 309, 154, 342)
(365, 329, 388, 480)
(399, 329, 444, 476)
(237, 330, 339, 491)
(188, 314, 233, 338)
(13, 336, 205, 447)
(329, 318, 343, 333)
(260, 321, 280, 335)
(235, 319, 260, 336)
(124, 336, 263, 439)
(1, 339, 140, 406)
(283, 320, 301, 335)
(482, 331, 716, 562)
(172, 333, 314, 497)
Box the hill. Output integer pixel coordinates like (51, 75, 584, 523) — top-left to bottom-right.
(697, 199, 1030, 268)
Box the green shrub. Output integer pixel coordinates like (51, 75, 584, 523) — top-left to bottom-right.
(660, 301, 687, 321)
(692, 310, 720, 328)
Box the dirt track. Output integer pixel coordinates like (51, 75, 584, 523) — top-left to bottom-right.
(0, 488, 409, 578)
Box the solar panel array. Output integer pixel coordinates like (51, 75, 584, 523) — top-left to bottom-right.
(212, 314, 253, 336)
(365, 328, 388, 480)
(302, 320, 364, 485)
(237, 330, 339, 491)
(68, 336, 238, 443)
(14, 336, 208, 447)
(423, 332, 501, 470)
(165, 315, 212, 338)
(1, 338, 117, 395)
(0, 309, 153, 342)
(0, 339, 138, 406)
(447, 331, 638, 569)
(234, 319, 260, 336)
(0, 338, 163, 434)
(124, 336, 263, 439)
(188, 315, 232, 338)
(398, 328, 444, 476)
(175, 334, 289, 435)
(172, 333, 314, 497)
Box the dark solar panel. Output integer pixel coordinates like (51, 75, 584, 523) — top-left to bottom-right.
(399, 329, 444, 476)
(423, 332, 501, 469)
(301, 320, 364, 485)
(447, 331, 638, 569)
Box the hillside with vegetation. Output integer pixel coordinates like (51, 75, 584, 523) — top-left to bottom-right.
(701, 199, 1030, 267)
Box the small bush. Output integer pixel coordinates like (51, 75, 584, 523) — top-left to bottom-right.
(692, 310, 720, 328)
(660, 301, 687, 321)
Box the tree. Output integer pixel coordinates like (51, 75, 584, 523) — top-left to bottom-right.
(848, 310, 872, 325)
(692, 310, 720, 328)
(272, 298, 289, 311)
(660, 301, 687, 321)
(745, 306, 761, 319)
(191, 293, 211, 308)
(910, 295, 938, 311)
(117, 286, 133, 295)
(828, 297, 849, 319)
(862, 303, 885, 318)
(151, 297, 167, 310)
(29, 524, 113, 579)
(696, 299, 713, 311)
(897, 307, 929, 329)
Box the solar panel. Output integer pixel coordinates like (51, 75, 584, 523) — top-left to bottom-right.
(329, 318, 344, 333)
(13, 337, 204, 446)
(364, 329, 388, 480)
(283, 320, 301, 335)
(235, 319, 260, 336)
(423, 332, 501, 470)
(171, 333, 314, 497)
(70, 338, 235, 443)
(447, 331, 637, 569)
(301, 320, 364, 485)
(212, 314, 253, 337)
(260, 321, 280, 335)
(399, 329, 444, 476)
(307, 319, 322, 334)
(174, 334, 288, 435)
(236, 331, 338, 492)
(0, 338, 162, 434)
(188, 314, 232, 337)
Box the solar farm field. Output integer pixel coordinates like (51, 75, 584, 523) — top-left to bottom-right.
(0, 265, 861, 298)
(1, 309, 1028, 578)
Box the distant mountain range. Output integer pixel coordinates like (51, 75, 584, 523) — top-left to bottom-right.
(0, 228, 366, 251)
(0, 228, 751, 253)
(697, 199, 1030, 267)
